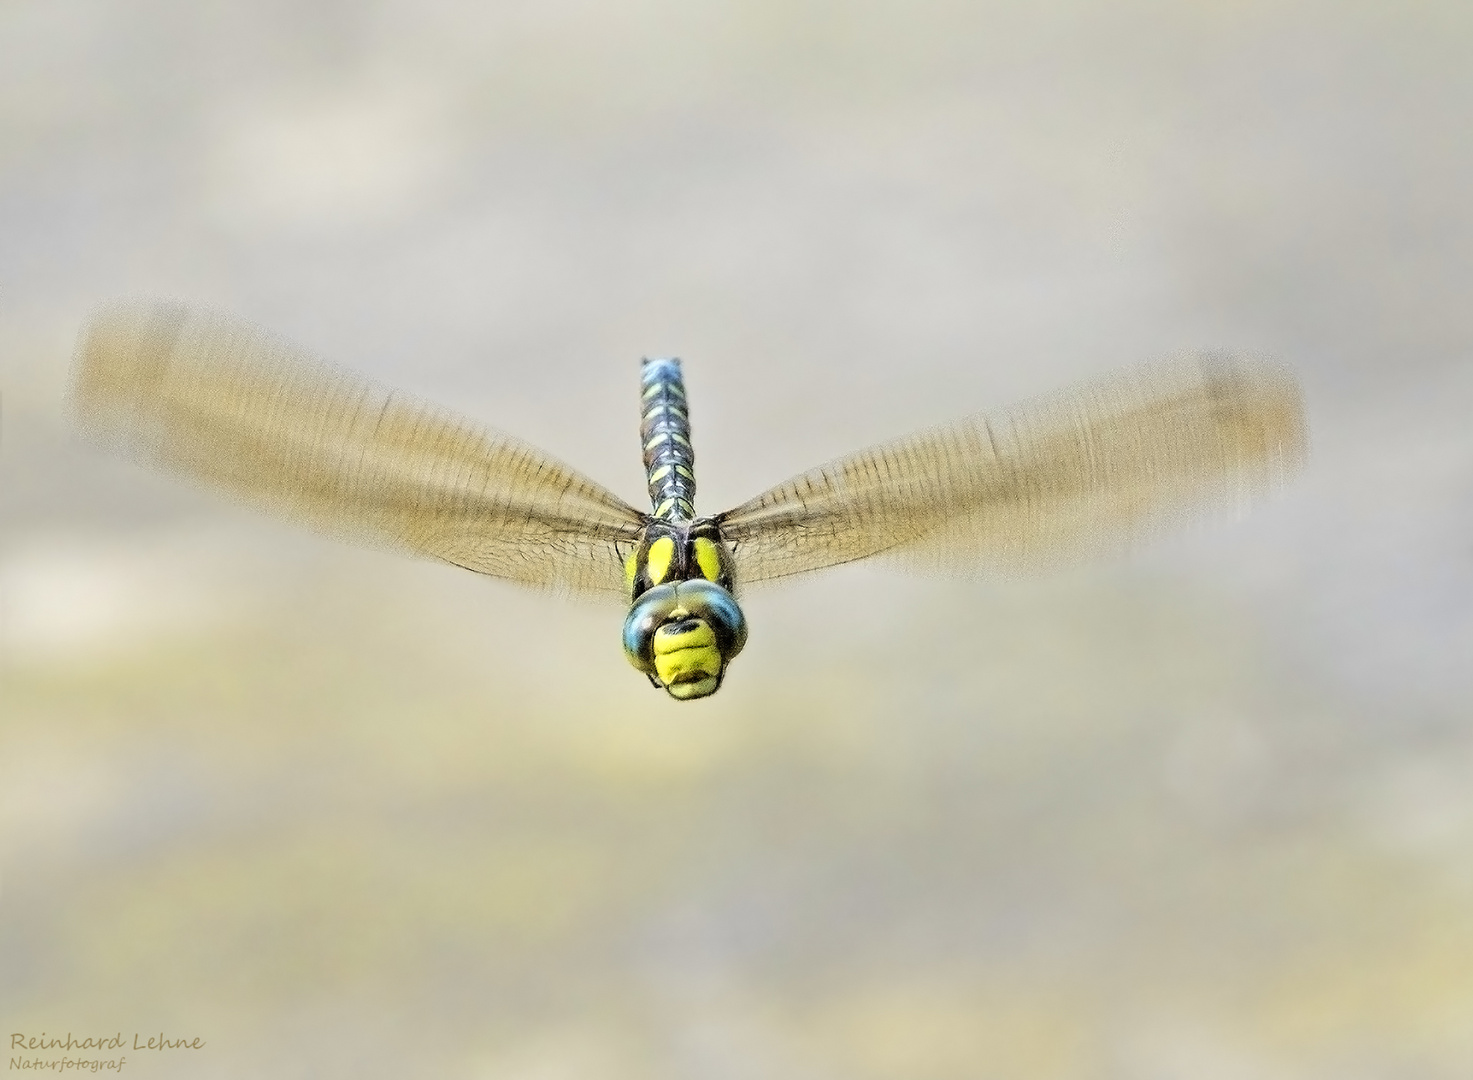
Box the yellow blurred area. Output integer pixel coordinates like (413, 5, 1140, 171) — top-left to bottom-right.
(6, 543, 1472, 1076)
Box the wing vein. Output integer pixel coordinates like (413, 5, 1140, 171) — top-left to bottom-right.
(719, 355, 1305, 585)
(72, 301, 647, 597)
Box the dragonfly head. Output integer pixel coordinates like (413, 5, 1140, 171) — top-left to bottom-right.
(622, 579, 748, 700)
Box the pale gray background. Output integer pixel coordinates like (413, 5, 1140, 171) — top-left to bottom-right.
(2, 2, 1471, 1078)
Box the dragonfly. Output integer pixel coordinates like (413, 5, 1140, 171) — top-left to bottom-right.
(73, 301, 1305, 700)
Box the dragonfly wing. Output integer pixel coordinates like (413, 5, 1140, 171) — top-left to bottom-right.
(73, 301, 647, 597)
(718, 355, 1305, 585)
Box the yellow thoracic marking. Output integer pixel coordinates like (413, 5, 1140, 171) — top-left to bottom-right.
(647, 536, 676, 584)
(693, 537, 723, 582)
(624, 550, 638, 594)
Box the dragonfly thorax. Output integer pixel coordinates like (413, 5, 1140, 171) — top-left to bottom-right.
(624, 518, 735, 600)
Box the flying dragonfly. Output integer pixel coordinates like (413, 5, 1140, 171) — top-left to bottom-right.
(73, 302, 1305, 700)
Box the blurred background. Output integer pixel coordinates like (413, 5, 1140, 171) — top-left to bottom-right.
(2, 1, 1472, 1077)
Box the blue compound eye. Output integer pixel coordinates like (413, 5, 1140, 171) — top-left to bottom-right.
(623, 584, 681, 673)
(674, 580, 748, 660)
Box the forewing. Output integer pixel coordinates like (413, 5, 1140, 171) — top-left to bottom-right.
(73, 301, 647, 596)
(718, 355, 1305, 585)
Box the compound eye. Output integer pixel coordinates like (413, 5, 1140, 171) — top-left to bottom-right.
(622, 584, 681, 673)
(674, 580, 748, 660)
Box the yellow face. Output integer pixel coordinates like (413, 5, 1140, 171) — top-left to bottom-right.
(623, 574, 746, 701)
(651, 616, 723, 700)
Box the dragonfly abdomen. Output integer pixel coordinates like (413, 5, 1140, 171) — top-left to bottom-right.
(640, 357, 695, 521)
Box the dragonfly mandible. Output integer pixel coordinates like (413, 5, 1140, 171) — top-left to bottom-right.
(72, 302, 1305, 700)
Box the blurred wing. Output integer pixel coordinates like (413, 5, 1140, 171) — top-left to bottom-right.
(718, 355, 1305, 585)
(73, 301, 647, 596)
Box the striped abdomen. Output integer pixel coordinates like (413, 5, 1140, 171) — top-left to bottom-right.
(640, 357, 696, 521)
